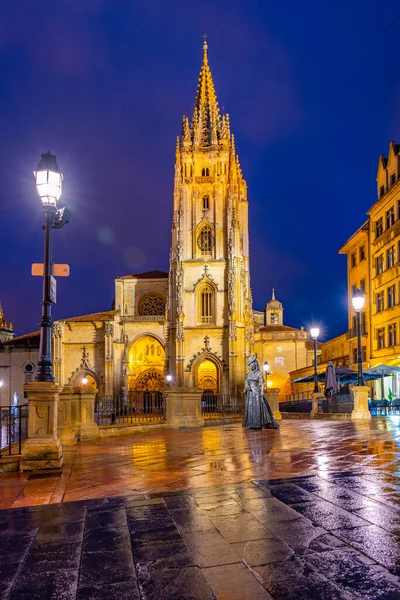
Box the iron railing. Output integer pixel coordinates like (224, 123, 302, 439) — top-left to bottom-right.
(0, 404, 29, 457)
(285, 392, 314, 402)
(95, 392, 166, 426)
(318, 394, 353, 414)
(280, 400, 312, 413)
(369, 399, 400, 416)
(201, 394, 245, 419)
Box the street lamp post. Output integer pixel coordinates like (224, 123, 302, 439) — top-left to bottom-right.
(310, 328, 320, 393)
(263, 361, 270, 388)
(33, 153, 70, 383)
(352, 290, 365, 386)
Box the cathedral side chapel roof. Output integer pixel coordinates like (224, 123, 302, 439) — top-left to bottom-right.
(119, 270, 168, 280)
(63, 310, 117, 323)
(259, 325, 297, 332)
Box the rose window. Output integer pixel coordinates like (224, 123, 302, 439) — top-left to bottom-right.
(139, 295, 166, 316)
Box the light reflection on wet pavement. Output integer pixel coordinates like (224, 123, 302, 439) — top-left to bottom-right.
(1, 419, 400, 508)
(2, 420, 400, 597)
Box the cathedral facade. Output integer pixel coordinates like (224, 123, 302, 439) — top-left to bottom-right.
(0, 42, 312, 404)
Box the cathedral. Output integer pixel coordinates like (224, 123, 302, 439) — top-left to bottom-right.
(0, 41, 312, 403)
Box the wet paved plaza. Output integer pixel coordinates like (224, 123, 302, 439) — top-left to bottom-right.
(2, 419, 400, 598)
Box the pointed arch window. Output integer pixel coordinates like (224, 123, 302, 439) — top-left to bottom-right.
(197, 225, 213, 255)
(199, 284, 214, 324)
(203, 195, 209, 210)
(201, 167, 210, 177)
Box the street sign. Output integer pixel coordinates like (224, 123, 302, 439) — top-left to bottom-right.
(32, 264, 70, 277)
(49, 276, 57, 304)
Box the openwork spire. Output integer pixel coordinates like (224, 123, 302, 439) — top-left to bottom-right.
(189, 38, 221, 148)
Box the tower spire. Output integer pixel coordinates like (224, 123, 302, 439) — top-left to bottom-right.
(271, 288, 275, 301)
(192, 37, 220, 147)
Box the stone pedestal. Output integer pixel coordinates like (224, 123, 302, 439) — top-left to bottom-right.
(58, 386, 77, 445)
(71, 389, 99, 440)
(20, 382, 63, 471)
(352, 386, 371, 420)
(311, 393, 323, 418)
(265, 388, 282, 420)
(165, 390, 205, 428)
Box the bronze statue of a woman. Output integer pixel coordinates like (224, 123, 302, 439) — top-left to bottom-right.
(243, 354, 279, 429)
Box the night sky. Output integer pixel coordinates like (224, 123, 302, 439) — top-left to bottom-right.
(0, 1, 399, 341)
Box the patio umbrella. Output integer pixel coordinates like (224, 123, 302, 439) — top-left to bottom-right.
(363, 365, 400, 399)
(325, 361, 337, 397)
(292, 366, 358, 385)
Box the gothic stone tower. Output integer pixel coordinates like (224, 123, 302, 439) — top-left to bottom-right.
(168, 40, 254, 395)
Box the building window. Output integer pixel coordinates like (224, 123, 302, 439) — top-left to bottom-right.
(377, 327, 385, 349)
(202, 195, 209, 210)
(353, 347, 366, 363)
(360, 279, 366, 294)
(201, 167, 210, 177)
(388, 285, 396, 308)
(375, 254, 384, 274)
(376, 291, 384, 313)
(391, 173, 396, 186)
(351, 253, 357, 268)
(387, 246, 396, 269)
(380, 185, 385, 198)
(386, 207, 395, 229)
(359, 245, 365, 262)
(197, 225, 214, 255)
(388, 323, 397, 347)
(200, 284, 214, 324)
(361, 311, 366, 334)
(270, 312, 279, 324)
(274, 357, 284, 366)
(351, 284, 357, 298)
(375, 217, 383, 238)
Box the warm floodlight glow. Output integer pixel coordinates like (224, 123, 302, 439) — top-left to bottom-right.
(267, 381, 273, 387)
(34, 152, 63, 205)
(82, 377, 88, 386)
(310, 327, 320, 340)
(352, 293, 365, 313)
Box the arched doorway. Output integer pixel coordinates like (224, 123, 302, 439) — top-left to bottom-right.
(128, 335, 165, 391)
(197, 358, 218, 393)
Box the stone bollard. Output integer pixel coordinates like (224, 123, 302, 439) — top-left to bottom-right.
(57, 386, 77, 446)
(351, 386, 371, 420)
(265, 388, 282, 420)
(311, 393, 322, 418)
(165, 389, 205, 428)
(71, 389, 99, 440)
(20, 382, 63, 471)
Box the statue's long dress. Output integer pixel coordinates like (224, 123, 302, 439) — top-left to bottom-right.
(243, 370, 279, 429)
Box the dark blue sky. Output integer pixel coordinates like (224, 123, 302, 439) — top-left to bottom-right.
(0, 0, 399, 340)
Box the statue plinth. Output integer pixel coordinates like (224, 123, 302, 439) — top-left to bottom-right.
(165, 389, 205, 428)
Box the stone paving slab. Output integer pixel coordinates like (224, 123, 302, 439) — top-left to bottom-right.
(1, 473, 400, 599)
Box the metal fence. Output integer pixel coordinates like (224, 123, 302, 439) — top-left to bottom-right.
(95, 392, 166, 426)
(318, 394, 353, 414)
(201, 394, 245, 419)
(285, 392, 313, 402)
(0, 404, 29, 457)
(369, 399, 400, 416)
